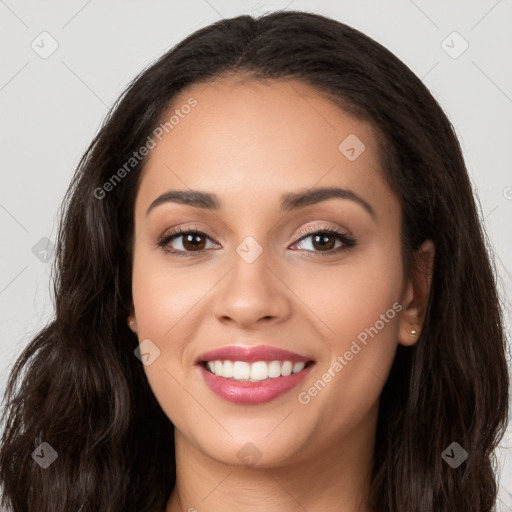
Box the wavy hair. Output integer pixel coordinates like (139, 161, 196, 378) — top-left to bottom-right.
(0, 10, 509, 512)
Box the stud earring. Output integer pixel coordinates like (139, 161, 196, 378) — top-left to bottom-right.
(411, 329, 417, 336)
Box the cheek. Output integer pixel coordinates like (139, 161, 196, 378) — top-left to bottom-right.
(291, 242, 403, 424)
(131, 246, 214, 342)
(288, 240, 403, 345)
(130, 248, 212, 427)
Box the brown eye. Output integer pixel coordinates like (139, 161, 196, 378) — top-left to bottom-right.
(311, 233, 337, 251)
(291, 227, 356, 255)
(158, 228, 219, 256)
(181, 232, 207, 251)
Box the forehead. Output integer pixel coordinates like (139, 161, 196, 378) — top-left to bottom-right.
(135, 77, 396, 218)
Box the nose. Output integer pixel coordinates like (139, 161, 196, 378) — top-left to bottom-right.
(212, 249, 292, 330)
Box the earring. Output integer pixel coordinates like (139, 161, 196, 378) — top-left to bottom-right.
(411, 329, 417, 337)
(128, 318, 136, 331)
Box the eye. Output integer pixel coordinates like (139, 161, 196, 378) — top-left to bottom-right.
(157, 227, 219, 256)
(290, 225, 356, 256)
(157, 225, 356, 257)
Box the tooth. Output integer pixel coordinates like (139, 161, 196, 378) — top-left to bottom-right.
(223, 360, 234, 378)
(292, 362, 305, 374)
(233, 361, 250, 380)
(268, 361, 281, 378)
(250, 361, 269, 381)
(206, 359, 308, 380)
(281, 361, 293, 377)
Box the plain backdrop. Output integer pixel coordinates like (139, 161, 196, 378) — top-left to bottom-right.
(1, 0, 511, 508)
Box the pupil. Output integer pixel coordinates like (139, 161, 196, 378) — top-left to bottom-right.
(185, 234, 204, 250)
(313, 234, 334, 250)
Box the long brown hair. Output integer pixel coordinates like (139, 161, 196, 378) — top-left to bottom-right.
(1, 10, 509, 512)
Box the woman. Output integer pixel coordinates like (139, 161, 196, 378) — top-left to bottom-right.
(0, 10, 509, 512)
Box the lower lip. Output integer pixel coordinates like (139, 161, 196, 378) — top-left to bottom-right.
(198, 363, 314, 405)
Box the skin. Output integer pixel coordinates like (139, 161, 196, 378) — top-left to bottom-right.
(127, 77, 434, 512)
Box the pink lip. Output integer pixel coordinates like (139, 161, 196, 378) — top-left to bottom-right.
(198, 363, 314, 405)
(196, 344, 311, 363)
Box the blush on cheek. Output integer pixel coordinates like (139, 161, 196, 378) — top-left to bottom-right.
(132, 263, 196, 328)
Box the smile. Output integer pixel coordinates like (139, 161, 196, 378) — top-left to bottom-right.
(204, 359, 308, 381)
(196, 345, 315, 404)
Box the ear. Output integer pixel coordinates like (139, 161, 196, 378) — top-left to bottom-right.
(398, 239, 435, 346)
(127, 310, 138, 333)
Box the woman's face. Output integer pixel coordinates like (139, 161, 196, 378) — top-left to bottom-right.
(129, 77, 425, 468)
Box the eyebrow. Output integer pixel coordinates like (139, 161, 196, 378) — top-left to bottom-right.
(146, 186, 376, 219)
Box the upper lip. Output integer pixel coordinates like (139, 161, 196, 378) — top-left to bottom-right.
(196, 345, 313, 364)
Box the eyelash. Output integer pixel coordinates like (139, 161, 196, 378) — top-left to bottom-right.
(157, 225, 356, 258)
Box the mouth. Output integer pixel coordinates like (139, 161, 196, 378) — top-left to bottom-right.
(200, 359, 315, 381)
(195, 345, 315, 404)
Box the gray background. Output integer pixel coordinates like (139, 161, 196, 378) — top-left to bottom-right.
(1, 0, 511, 508)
